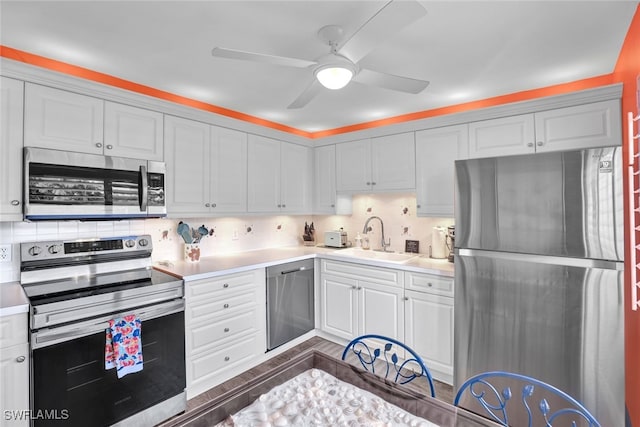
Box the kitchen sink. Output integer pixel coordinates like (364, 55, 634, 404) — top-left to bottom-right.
(334, 248, 419, 264)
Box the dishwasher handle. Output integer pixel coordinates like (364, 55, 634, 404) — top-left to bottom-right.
(280, 267, 308, 275)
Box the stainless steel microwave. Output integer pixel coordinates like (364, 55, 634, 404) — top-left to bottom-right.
(24, 147, 166, 220)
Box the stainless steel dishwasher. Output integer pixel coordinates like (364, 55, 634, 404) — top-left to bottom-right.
(266, 259, 315, 351)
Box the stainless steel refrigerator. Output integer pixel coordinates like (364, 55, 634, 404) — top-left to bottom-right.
(454, 146, 624, 427)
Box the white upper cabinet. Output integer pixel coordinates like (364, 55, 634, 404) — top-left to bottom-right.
(468, 99, 621, 158)
(415, 124, 468, 217)
(165, 116, 247, 216)
(336, 132, 415, 193)
(313, 145, 337, 213)
(25, 83, 104, 155)
(0, 77, 24, 221)
(247, 135, 311, 214)
(104, 101, 163, 161)
(533, 100, 622, 152)
(24, 83, 164, 160)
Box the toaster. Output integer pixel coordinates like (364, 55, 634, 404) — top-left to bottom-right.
(324, 230, 348, 248)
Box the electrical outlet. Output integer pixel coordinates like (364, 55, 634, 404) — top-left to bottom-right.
(0, 245, 11, 263)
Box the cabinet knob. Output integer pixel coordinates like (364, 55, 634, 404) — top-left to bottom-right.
(10, 200, 20, 206)
(416, 204, 421, 209)
(428, 282, 433, 287)
(224, 327, 230, 333)
(351, 285, 357, 290)
(212, 203, 217, 208)
(527, 142, 534, 147)
(95, 143, 103, 148)
(366, 182, 371, 186)
(16, 356, 25, 363)
(223, 283, 229, 288)
(205, 203, 211, 207)
(536, 141, 544, 146)
(224, 356, 230, 362)
(282, 204, 286, 208)
(223, 303, 229, 309)
(330, 204, 335, 208)
(403, 297, 409, 301)
(106, 144, 113, 150)
(371, 182, 376, 186)
(277, 204, 281, 208)
(357, 286, 362, 290)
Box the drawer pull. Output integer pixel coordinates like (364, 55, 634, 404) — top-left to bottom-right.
(223, 303, 229, 309)
(16, 356, 25, 363)
(223, 283, 229, 288)
(224, 327, 230, 333)
(224, 356, 230, 362)
(11, 200, 20, 206)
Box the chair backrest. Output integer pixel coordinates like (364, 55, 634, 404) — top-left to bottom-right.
(341, 334, 436, 397)
(453, 371, 600, 427)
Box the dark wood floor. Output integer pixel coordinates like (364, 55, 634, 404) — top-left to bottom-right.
(173, 336, 454, 425)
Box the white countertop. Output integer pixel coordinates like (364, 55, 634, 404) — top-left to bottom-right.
(154, 245, 454, 281)
(0, 245, 454, 317)
(0, 281, 30, 317)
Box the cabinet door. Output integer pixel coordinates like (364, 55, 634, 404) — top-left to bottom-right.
(320, 274, 358, 340)
(313, 145, 337, 213)
(534, 100, 622, 152)
(0, 77, 24, 221)
(404, 290, 454, 383)
(210, 127, 247, 213)
(358, 281, 404, 341)
(468, 114, 535, 158)
(415, 125, 468, 217)
(336, 139, 371, 192)
(24, 83, 104, 154)
(371, 132, 416, 191)
(0, 343, 29, 427)
(164, 116, 211, 215)
(104, 101, 163, 161)
(280, 142, 311, 213)
(247, 135, 281, 213)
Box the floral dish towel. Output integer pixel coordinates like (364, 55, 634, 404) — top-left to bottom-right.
(105, 315, 143, 378)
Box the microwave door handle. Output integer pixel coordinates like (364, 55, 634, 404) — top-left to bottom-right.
(140, 164, 148, 212)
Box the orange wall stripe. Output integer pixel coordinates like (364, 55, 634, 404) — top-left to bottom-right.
(0, 45, 313, 139)
(0, 44, 623, 141)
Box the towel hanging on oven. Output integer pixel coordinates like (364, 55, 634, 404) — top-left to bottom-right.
(105, 315, 143, 378)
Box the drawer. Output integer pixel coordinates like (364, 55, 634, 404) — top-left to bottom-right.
(187, 269, 261, 300)
(0, 313, 28, 348)
(189, 332, 260, 388)
(189, 289, 257, 324)
(189, 310, 259, 354)
(321, 260, 402, 287)
(405, 271, 454, 297)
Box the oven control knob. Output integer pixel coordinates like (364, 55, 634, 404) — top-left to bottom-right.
(125, 239, 136, 248)
(28, 246, 42, 256)
(48, 245, 62, 255)
(138, 238, 149, 247)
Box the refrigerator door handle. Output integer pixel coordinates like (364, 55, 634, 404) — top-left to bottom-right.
(456, 248, 623, 271)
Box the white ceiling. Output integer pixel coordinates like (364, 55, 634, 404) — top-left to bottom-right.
(1, 1, 637, 134)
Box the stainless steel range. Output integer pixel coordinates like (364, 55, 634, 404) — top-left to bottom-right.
(21, 235, 186, 427)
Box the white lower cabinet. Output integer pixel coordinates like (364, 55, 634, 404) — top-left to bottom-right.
(0, 313, 29, 427)
(185, 269, 266, 399)
(320, 260, 404, 342)
(404, 271, 454, 384)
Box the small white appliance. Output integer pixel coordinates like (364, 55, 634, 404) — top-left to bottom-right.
(324, 230, 347, 248)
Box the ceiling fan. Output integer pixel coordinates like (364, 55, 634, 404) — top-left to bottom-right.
(211, 0, 430, 109)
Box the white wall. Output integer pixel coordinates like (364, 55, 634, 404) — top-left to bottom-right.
(0, 193, 453, 284)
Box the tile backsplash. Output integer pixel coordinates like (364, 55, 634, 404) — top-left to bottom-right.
(0, 193, 453, 284)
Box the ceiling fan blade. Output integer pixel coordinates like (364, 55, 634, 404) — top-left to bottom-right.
(338, 0, 427, 64)
(211, 47, 316, 69)
(287, 78, 323, 109)
(353, 68, 429, 94)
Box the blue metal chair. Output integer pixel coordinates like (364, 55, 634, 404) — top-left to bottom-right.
(453, 371, 600, 427)
(341, 334, 436, 397)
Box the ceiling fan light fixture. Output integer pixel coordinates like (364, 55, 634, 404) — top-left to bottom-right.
(315, 65, 353, 90)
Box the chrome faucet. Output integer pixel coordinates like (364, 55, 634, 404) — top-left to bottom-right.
(362, 216, 391, 252)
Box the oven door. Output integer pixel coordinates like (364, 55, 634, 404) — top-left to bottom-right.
(31, 300, 185, 427)
(24, 147, 166, 220)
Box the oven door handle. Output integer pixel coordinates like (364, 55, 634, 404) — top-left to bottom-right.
(31, 298, 184, 349)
